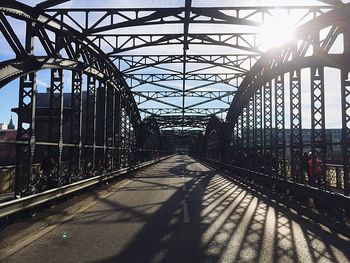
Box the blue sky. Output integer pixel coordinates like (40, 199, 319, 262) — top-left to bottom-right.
(0, 0, 347, 129)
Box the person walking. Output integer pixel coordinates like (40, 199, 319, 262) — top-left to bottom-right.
(309, 152, 322, 187)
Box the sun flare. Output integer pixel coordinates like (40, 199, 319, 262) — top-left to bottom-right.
(259, 13, 296, 50)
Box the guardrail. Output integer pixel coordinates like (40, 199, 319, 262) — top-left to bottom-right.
(200, 158, 350, 237)
(203, 155, 347, 194)
(204, 159, 350, 209)
(0, 155, 174, 220)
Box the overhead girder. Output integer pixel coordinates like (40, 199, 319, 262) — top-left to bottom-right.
(113, 54, 256, 76)
(139, 108, 227, 116)
(133, 91, 235, 102)
(40, 3, 334, 134)
(155, 115, 211, 129)
(46, 6, 331, 34)
(125, 73, 241, 89)
(162, 129, 202, 137)
(88, 33, 262, 55)
(134, 90, 233, 119)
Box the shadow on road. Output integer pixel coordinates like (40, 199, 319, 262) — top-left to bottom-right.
(87, 156, 350, 263)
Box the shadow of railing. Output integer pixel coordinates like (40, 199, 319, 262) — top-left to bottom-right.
(60, 155, 350, 263)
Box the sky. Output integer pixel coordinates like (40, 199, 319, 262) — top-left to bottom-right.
(0, 0, 348, 130)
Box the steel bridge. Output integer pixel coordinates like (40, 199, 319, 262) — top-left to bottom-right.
(1, 1, 350, 262)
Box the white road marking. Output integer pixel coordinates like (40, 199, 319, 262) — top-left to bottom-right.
(183, 200, 190, 224)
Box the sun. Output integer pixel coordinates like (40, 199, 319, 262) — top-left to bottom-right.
(259, 12, 296, 50)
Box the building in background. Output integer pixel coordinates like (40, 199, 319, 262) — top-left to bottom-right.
(0, 116, 17, 165)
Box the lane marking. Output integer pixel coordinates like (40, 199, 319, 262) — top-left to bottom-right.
(183, 200, 190, 224)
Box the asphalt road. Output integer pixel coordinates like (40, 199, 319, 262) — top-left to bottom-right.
(1, 155, 349, 263)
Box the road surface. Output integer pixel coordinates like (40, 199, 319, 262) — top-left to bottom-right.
(1, 155, 349, 263)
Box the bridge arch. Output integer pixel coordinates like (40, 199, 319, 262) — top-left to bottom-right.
(226, 4, 350, 194)
(0, 1, 142, 195)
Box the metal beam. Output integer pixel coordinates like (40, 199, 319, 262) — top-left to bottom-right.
(46, 6, 331, 33)
(113, 54, 258, 74)
(88, 33, 262, 54)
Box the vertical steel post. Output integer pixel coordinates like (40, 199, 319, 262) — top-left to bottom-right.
(120, 105, 127, 167)
(103, 84, 108, 169)
(264, 81, 272, 153)
(310, 67, 326, 182)
(310, 31, 327, 185)
(237, 115, 243, 152)
(247, 99, 255, 149)
(69, 70, 83, 177)
(255, 87, 263, 151)
(48, 68, 64, 177)
(95, 80, 106, 169)
(105, 85, 114, 171)
(290, 67, 303, 181)
(248, 98, 255, 168)
(274, 76, 286, 177)
(341, 29, 350, 195)
(85, 75, 97, 170)
(242, 107, 248, 150)
(114, 92, 121, 169)
(15, 21, 36, 196)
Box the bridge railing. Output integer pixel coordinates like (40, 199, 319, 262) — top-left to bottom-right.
(200, 157, 350, 238)
(0, 148, 171, 202)
(204, 155, 347, 195)
(0, 154, 174, 222)
(285, 162, 344, 192)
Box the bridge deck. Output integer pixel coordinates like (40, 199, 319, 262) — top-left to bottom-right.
(1, 155, 349, 263)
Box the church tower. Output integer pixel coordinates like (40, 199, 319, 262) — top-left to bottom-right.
(7, 115, 15, 130)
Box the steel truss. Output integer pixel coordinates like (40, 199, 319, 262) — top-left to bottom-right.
(1, 0, 348, 198)
(227, 3, 350, 195)
(42, 3, 331, 129)
(46, 6, 331, 33)
(0, 1, 165, 196)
